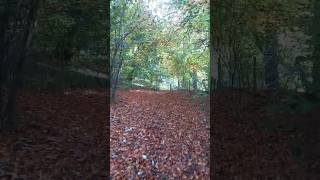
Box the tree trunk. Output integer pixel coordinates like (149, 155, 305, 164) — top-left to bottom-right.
(311, 0, 320, 96)
(212, 10, 223, 90)
(238, 62, 242, 89)
(192, 70, 197, 91)
(110, 56, 123, 101)
(245, 60, 250, 89)
(312, 51, 320, 93)
(110, 2, 126, 101)
(0, 0, 40, 131)
(264, 33, 279, 89)
(253, 56, 257, 91)
(0, 1, 11, 130)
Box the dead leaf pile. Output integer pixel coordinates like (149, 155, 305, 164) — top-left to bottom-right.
(110, 90, 210, 179)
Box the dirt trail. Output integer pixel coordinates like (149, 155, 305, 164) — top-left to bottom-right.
(110, 90, 210, 179)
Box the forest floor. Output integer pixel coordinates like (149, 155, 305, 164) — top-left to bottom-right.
(1, 89, 319, 179)
(213, 90, 320, 179)
(110, 90, 210, 179)
(110, 89, 319, 179)
(0, 89, 108, 179)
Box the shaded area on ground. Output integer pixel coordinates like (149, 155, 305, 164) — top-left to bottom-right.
(212, 90, 320, 179)
(0, 89, 108, 179)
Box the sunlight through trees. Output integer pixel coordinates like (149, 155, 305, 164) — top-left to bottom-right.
(110, 0, 209, 100)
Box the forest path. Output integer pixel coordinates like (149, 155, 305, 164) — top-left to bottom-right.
(110, 90, 210, 179)
(0, 89, 108, 179)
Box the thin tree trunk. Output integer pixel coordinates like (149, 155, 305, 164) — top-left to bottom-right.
(246, 60, 250, 89)
(253, 56, 257, 91)
(110, 2, 126, 101)
(192, 70, 197, 91)
(238, 61, 242, 89)
(264, 32, 279, 89)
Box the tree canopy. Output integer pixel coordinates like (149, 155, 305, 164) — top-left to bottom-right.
(110, 0, 209, 99)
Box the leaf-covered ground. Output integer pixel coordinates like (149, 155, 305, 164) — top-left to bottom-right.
(212, 90, 320, 179)
(110, 90, 210, 179)
(0, 89, 108, 179)
(2, 89, 318, 179)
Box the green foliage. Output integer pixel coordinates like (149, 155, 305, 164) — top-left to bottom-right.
(211, 0, 313, 90)
(25, 0, 108, 90)
(110, 0, 209, 91)
(34, 0, 107, 65)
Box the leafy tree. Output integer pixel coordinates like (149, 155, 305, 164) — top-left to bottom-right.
(110, 0, 209, 100)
